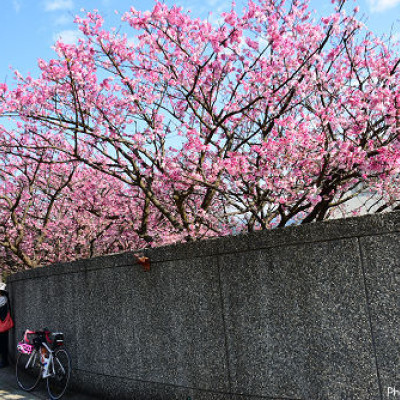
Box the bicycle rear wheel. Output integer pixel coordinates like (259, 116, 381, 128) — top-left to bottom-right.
(46, 348, 71, 400)
(16, 350, 42, 391)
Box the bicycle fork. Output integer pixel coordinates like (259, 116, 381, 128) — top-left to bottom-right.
(24, 350, 38, 369)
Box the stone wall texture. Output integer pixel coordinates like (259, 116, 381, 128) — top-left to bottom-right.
(7, 211, 400, 400)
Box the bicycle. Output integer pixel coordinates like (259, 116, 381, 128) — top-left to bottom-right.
(16, 329, 71, 400)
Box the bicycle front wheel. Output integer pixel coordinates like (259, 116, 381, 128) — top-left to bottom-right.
(16, 350, 42, 391)
(46, 348, 71, 400)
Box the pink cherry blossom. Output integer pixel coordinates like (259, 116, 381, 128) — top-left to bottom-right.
(0, 0, 399, 272)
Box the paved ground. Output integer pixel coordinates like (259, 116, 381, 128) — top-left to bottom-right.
(0, 365, 96, 400)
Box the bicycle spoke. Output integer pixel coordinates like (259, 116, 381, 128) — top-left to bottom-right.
(55, 357, 66, 375)
(46, 348, 71, 400)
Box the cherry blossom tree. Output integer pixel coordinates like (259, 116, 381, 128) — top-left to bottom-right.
(1, 0, 400, 270)
(0, 143, 154, 272)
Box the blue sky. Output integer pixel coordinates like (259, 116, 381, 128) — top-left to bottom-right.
(1, 0, 400, 83)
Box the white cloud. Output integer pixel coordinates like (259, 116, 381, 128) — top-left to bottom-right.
(53, 14, 72, 26)
(44, 0, 74, 12)
(127, 37, 138, 47)
(391, 32, 400, 42)
(205, 0, 233, 25)
(13, 0, 21, 13)
(206, 0, 232, 10)
(53, 29, 83, 44)
(368, 0, 400, 12)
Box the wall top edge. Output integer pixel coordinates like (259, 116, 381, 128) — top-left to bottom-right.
(8, 211, 400, 282)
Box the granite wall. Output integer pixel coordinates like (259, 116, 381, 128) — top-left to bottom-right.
(7, 211, 400, 400)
